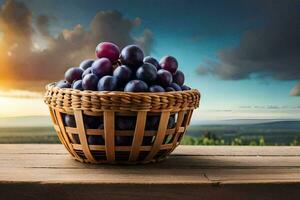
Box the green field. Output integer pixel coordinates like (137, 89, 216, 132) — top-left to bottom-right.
(0, 126, 59, 143)
(0, 120, 299, 145)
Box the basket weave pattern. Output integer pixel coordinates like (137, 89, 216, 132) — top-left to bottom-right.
(44, 83, 200, 164)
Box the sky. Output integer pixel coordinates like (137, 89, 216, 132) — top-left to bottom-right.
(0, 0, 299, 121)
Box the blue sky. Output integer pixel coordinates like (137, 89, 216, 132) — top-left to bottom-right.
(0, 0, 299, 119)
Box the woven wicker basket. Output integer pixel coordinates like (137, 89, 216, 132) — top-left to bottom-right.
(44, 82, 200, 164)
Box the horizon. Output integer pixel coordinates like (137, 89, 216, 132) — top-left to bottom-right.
(1, 114, 300, 128)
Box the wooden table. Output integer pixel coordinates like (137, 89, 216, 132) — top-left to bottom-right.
(0, 144, 299, 200)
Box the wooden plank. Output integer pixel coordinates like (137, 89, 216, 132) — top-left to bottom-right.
(204, 168, 300, 184)
(0, 145, 299, 199)
(0, 145, 300, 156)
(172, 146, 300, 156)
(0, 153, 300, 170)
(0, 183, 298, 200)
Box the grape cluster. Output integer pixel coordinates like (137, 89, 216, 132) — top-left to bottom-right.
(56, 42, 191, 92)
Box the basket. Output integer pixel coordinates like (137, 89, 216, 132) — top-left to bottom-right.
(44, 82, 200, 164)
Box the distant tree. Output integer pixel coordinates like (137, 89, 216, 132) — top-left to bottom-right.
(290, 137, 299, 146)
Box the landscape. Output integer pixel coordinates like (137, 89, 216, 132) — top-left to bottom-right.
(0, 116, 299, 145)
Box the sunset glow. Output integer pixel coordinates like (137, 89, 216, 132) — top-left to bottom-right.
(0, 90, 48, 117)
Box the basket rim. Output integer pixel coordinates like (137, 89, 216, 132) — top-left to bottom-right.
(46, 82, 201, 97)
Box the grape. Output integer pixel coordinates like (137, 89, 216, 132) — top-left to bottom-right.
(82, 67, 92, 78)
(143, 56, 160, 70)
(146, 116, 160, 130)
(145, 115, 175, 129)
(63, 115, 76, 127)
(83, 115, 103, 129)
(56, 80, 71, 88)
(136, 63, 157, 84)
(65, 67, 83, 84)
(82, 74, 99, 91)
(97, 75, 118, 91)
(115, 116, 136, 130)
(87, 135, 104, 145)
(165, 87, 175, 92)
(95, 42, 120, 62)
(91, 58, 113, 78)
(120, 45, 144, 69)
(157, 69, 172, 87)
(113, 65, 132, 86)
(79, 59, 94, 70)
(181, 85, 191, 90)
(170, 83, 182, 91)
(167, 115, 176, 129)
(149, 85, 165, 92)
(115, 136, 133, 146)
(173, 70, 185, 86)
(124, 80, 148, 92)
(159, 56, 178, 74)
(72, 80, 83, 91)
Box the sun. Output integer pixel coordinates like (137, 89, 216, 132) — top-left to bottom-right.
(0, 90, 49, 117)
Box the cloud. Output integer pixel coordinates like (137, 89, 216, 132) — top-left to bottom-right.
(290, 82, 300, 96)
(0, 0, 153, 83)
(198, 0, 300, 94)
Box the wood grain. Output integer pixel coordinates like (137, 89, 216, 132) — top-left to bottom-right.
(0, 145, 300, 199)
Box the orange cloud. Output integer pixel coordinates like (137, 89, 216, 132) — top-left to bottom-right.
(0, 0, 153, 87)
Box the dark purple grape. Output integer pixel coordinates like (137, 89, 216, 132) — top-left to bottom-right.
(168, 115, 176, 129)
(97, 75, 118, 91)
(84, 115, 103, 129)
(91, 58, 113, 78)
(136, 63, 157, 84)
(79, 59, 94, 70)
(115, 136, 133, 146)
(95, 42, 120, 62)
(181, 85, 191, 90)
(149, 85, 165, 92)
(82, 67, 92, 78)
(113, 65, 132, 86)
(142, 136, 153, 145)
(146, 116, 160, 130)
(65, 67, 83, 84)
(159, 56, 178, 74)
(115, 116, 136, 130)
(120, 45, 144, 69)
(145, 115, 175, 129)
(82, 74, 99, 91)
(72, 80, 83, 91)
(56, 80, 71, 88)
(165, 87, 175, 92)
(124, 80, 148, 92)
(170, 83, 182, 91)
(63, 115, 76, 127)
(88, 135, 104, 145)
(143, 56, 160, 70)
(157, 69, 172, 87)
(173, 70, 185, 86)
